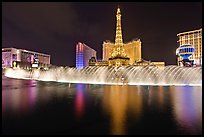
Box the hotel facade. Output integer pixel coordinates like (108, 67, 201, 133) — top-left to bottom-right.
(102, 7, 142, 66)
(2, 47, 51, 69)
(101, 7, 164, 68)
(103, 39, 142, 65)
(76, 42, 96, 69)
(177, 28, 202, 66)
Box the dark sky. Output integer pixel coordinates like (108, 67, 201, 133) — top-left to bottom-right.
(2, 2, 202, 66)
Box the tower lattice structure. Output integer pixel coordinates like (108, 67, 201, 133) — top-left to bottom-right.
(111, 7, 128, 58)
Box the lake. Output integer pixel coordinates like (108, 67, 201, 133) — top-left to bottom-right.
(2, 76, 202, 135)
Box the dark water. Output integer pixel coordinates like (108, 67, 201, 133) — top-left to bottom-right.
(2, 76, 202, 135)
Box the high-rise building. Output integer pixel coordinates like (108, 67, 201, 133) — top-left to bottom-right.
(177, 28, 202, 66)
(2, 47, 50, 69)
(102, 7, 142, 65)
(76, 42, 96, 69)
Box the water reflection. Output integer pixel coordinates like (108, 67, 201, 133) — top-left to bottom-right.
(147, 86, 167, 109)
(75, 84, 85, 119)
(102, 85, 143, 135)
(158, 86, 164, 108)
(2, 77, 202, 135)
(169, 86, 202, 134)
(2, 80, 37, 116)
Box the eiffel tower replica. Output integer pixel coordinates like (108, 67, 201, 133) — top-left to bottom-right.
(109, 7, 130, 66)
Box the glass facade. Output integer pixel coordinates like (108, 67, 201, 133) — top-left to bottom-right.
(76, 42, 96, 69)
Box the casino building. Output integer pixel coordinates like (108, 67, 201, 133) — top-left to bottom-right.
(102, 7, 141, 66)
(100, 7, 164, 67)
(176, 28, 202, 66)
(2, 47, 51, 69)
(76, 42, 97, 69)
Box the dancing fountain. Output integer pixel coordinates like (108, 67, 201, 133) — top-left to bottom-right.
(4, 65, 202, 86)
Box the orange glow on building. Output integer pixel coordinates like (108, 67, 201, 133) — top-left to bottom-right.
(102, 7, 142, 66)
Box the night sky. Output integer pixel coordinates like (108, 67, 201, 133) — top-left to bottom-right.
(2, 2, 202, 66)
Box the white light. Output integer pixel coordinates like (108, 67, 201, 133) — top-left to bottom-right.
(4, 66, 202, 87)
(176, 49, 179, 55)
(32, 64, 38, 68)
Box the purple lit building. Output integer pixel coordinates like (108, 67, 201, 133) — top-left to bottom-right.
(76, 42, 96, 69)
(2, 47, 50, 69)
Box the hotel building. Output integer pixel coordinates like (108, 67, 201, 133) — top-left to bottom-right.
(177, 28, 202, 66)
(2, 47, 51, 69)
(103, 39, 142, 65)
(101, 7, 164, 67)
(76, 42, 97, 69)
(102, 7, 142, 66)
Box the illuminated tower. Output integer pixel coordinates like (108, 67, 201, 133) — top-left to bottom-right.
(115, 7, 123, 46)
(102, 7, 142, 65)
(109, 7, 130, 66)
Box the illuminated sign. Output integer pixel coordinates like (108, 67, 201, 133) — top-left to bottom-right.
(32, 64, 38, 68)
